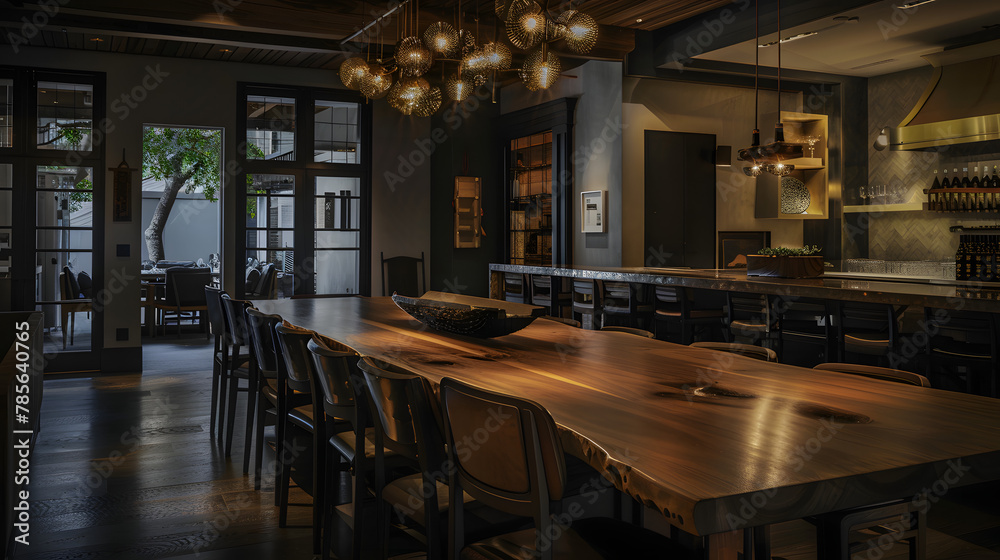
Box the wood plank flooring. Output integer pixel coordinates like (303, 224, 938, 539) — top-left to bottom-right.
(14, 336, 1000, 559)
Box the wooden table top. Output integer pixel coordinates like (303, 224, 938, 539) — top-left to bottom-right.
(253, 296, 1000, 537)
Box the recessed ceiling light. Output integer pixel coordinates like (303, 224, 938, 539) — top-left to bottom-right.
(89, 37, 104, 42)
(758, 31, 819, 47)
(635, 18, 643, 23)
(220, 48, 232, 52)
(894, 0, 935, 8)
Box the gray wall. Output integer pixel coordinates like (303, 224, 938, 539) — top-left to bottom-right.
(9, 46, 431, 363)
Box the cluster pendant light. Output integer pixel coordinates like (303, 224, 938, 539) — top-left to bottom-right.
(738, 0, 802, 177)
(339, 0, 598, 116)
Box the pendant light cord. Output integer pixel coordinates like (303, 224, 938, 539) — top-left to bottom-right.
(754, 0, 758, 133)
(776, 0, 781, 110)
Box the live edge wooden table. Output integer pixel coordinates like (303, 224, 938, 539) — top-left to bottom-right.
(253, 296, 1000, 559)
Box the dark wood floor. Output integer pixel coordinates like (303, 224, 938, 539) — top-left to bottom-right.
(15, 336, 1000, 559)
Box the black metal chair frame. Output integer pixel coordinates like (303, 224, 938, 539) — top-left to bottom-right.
(381, 251, 426, 296)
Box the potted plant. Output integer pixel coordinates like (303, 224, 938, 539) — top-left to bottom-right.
(746, 245, 824, 278)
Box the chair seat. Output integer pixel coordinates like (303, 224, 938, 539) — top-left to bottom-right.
(844, 333, 891, 355)
(383, 473, 476, 527)
(289, 405, 315, 431)
(331, 427, 392, 463)
(604, 304, 653, 315)
(462, 517, 694, 560)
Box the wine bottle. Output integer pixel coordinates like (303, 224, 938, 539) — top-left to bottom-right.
(953, 167, 961, 211)
(929, 170, 940, 211)
(941, 169, 950, 188)
(973, 167, 983, 211)
(992, 165, 999, 188)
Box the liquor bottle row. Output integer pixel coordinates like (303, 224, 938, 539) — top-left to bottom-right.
(955, 234, 1000, 281)
(929, 165, 1000, 212)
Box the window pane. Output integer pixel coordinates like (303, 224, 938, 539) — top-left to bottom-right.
(37, 81, 94, 151)
(36, 229, 93, 251)
(314, 100, 360, 164)
(247, 229, 293, 249)
(35, 168, 94, 229)
(36, 166, 94, 190)
(246, 95, 295, 160)
(314, 250, 359, 295)
(315, 231, 360, 249)
(315, 177, 360, 230)
(248, 173, 294, 195)
(0, 78, 11, 148)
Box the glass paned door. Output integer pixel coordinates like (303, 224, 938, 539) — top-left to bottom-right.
(34, 165, 94, 353)
(246, 173, 295, 298)
(314, 176, 360, 295)
(0, 164, 11, 309)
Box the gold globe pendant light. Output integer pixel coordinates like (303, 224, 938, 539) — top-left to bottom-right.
(479, 41, 512, 71)
(520, 45, 560, 91)
(445, 73, 473, 101)
(495, 0, 527, 22)
(339, 57, 370, 90)
(556, 10, 598, 54)
(360, 64, 393, 99)
(507, 1, 547, 49)
(397, 36, 434, 77)
(388, 77, 442, 116)
(423, 21, 459, 57)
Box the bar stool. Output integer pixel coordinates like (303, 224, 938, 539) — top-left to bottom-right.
(529, 274, 572, 318)
(244, 307, 283, 488)
(601, 281, 654, 330)
(923, 308, 997, 397)
(572, 278, 601, 329)
(204, 286, 229, 439)
(652, 285, 725, 344)
(220, 295, 255, 456)
(502, 272, 528, 304)
(725, 292, 778, 349)
(834, 302, 902, 366)
(774, 297, 830, 367)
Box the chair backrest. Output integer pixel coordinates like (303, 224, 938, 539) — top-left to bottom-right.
(837, 302, 899, 334)
(381, 251, 426, 296)
(220, 294, 253, 346)
(254, 263, 277, 299)
(61, 266, 81, 300)
(601, 325, 656, 338)
(654, 285, 684, 305)
(275, 323, 315, 394)
(439, 377, 567, 519)
(726, 292, 775, 327)
(246, 307, 283, 375)
(245, 267, 261, 295)
(503, 273, 526, 302)
(307, 336, 362, 428)
(924, 307, 995, 347)
(813, 363, 931, 387)
(204, 286, 228, 338)
(690, 341, 778, 362)
(572, 278, 597, 302)
(165, 267, 212, 307)
(530, 274, 552, 302)
(358, 356, 446, 472)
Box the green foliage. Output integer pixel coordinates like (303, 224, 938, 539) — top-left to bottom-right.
(61, 127, 84, 147)
(245, 142, 267, 219)
(143, 127, 222, 201)
(758, 245, 823, 256)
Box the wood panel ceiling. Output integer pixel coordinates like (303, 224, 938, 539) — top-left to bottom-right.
(0, 0, 733, 69)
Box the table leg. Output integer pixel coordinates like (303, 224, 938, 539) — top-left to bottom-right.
(705, 530, 741, 560)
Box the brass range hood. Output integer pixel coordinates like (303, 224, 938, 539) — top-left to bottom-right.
(891, 38, 1000, 150)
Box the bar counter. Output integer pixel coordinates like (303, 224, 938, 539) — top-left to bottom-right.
(489, 264, 1000, 312)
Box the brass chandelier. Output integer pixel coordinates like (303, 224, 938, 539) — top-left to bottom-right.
(339, 0, 598, 116)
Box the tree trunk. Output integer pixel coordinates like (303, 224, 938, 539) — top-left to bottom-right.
(144, 170, 192, 262)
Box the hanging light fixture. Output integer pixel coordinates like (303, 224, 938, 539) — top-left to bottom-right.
(479, 41, 512, 71)
(507, 1, 547, 49)
(423, 21, 460, 56)
(737, 0, 801, 175)
(520, 45, 560, 91)
(339, 57, 370, 90)
(360, 64, 393, 99)
(555, 10, 598, 53)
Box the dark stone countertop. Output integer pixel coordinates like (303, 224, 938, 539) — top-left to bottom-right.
(489, 264, 1000, 312)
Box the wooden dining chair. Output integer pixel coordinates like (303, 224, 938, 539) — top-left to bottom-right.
(274, 323, 320, 549)
(439, 377, 697, 560)
(923, 307, 996, 397)
(810, 361, 929, 560)
(220, 295, 255, 456)
(690, 341, 778, 362)
(154, 266, 213, 337)
(308, 335, 400, 560)
(571, 278, 601, 330)
(381, 251, 426, 296)
(725, 291, 778, 349)
(244, 307, 283, 487)
(601, 281, 654, 330)
(834, 301, 903, 366)
(529, 274, 571, 318)
(358, 356, 454, 560)
(58, 268, 92, 349)
(651, 285, 724, 345)
(813, 363, 931, 387)
(503, 272, 528, 304)
(204, 286, 230, 440)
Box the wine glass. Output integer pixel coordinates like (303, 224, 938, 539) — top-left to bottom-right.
(803, 135, 821, 158)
